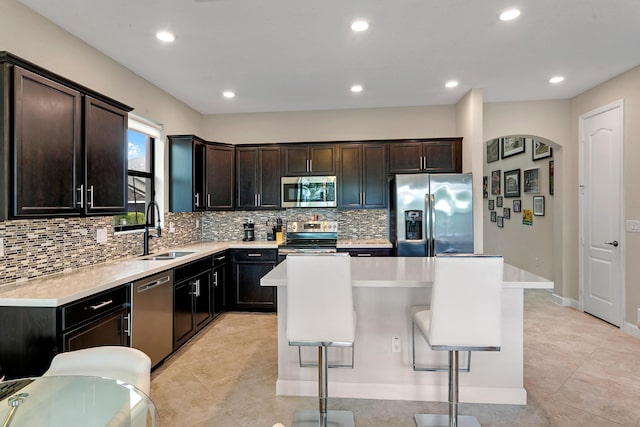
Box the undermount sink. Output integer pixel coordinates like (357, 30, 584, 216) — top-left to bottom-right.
(139, 251, 195, 261)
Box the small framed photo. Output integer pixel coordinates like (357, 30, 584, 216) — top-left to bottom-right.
(486, 138, 500, 163)
(504, 207, 511, 219)
(501, 136, 525, 159)
(531, 139, 553, 161)
(483, 176, 489, 198)
(497, 216, 504, 228)
(513, 199, 521, 213)
(533, 196, 545, 216)
(504, 168, 521, 198)
(496, 196, 503, 208)
(488, 199, 495, 210)
(491, 170, 501, 195)
(523, 168, 540, 193)
(491, 211, 497, 222)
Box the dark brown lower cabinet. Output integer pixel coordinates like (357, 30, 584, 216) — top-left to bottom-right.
(229, 249, 277, 312)
(337, 248, 393, 257)
(173, 257, 213, 349)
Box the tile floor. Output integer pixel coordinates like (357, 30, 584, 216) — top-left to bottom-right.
(150, 290, 640, 426)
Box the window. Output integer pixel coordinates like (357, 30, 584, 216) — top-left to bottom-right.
(114, 116, 161, 231)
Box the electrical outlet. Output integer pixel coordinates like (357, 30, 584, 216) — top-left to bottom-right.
(637, 308, 640, 328)
(96, 228, 107, 244)
(391, 336, 401, 353)
(626, 220, 640, 233)
(0, 238, 4, 256)
(169, 222, 175, 233)
(195, 219, 200, 229)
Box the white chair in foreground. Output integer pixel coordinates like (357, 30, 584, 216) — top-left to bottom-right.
(286, 253, 356, 427)
(412, 255, 503, 427)
(43, 346, 152, 395)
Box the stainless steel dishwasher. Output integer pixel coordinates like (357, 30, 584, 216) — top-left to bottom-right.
(131, 270, 174, 367)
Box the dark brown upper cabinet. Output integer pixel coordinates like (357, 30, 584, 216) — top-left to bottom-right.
(338, 143, 387, 209)
(236, 146, 280, 209)
(0, 52, 132, 220)
(388, 138, 462, 174)
(169, 135, 235, 212)
(282, 143, 336, 176)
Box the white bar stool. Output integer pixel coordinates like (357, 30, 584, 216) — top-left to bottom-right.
(286, 253, 356, 427)
(412, 255, 503, 427)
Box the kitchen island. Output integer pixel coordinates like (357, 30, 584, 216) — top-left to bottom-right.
(260, 257, 553, 405)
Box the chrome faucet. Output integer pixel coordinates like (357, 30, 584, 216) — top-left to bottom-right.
(143, 201, 162, 256)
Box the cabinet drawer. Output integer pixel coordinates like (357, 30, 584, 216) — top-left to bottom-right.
(337, 248, 393, 257)
(231, 249, 277, 262)
(174, 257, 212, 283)
(62, 285, 129, 330)
(212, 251, 229, 267)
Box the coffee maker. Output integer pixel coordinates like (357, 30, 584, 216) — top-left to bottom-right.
(243, 219, 255, 241)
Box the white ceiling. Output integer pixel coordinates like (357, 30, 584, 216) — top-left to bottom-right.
(18, 0, 640, 115)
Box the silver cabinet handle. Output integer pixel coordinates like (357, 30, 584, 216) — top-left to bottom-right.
(356, 253, 372, 257)
(215, 255, 226, 261)
(87, 185, 94, 208)
(89, 299, 113, 310)
(247, 253, 262, 257)
(124, 314, 131, 337)
(195, 193, 200, 207)
(254, 193, 258, 206)
(207, 193, 211, 208)
(257, 193, 261, 206)
(213, 271, 219, 287)
(77, 184, 84, 208)
(195, 279, 200, 297)
(309, 158, 313, 172)
(137, 275, 171, 292)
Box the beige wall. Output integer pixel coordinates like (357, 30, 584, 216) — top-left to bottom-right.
(455, 89, 484, 253)
(571, 65, 640, 326)
(483, 101, 571, 293)
(200, 105, 456, 143)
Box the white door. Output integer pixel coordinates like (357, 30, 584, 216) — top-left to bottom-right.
(579, 100, 624, 326)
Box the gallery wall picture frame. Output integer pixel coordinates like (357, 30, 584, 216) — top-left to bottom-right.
(488, 199, 495, 210)
(496, 196, 503, 208)
(491, 170, 501, 195)
(483, 176, 489, 198)
(501, 136, 525, 159)
(523, 168, 540, 193)
(549, 160, 555, 195)
(533, 196, 545, 216)
(497, 216, 504, 228)
(486, 138, 500, 163)
(504, 168, 521, 198)
(531, 139, 553, 161)
(513, 199, 521, 213)
(491, 211, 497, 222)
(504, 207, 511, 219)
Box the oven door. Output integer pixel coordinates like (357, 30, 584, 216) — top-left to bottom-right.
(281, 176, 337, 208)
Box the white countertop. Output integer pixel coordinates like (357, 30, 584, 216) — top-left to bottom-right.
(261, 257, 553, 290)
(0, 240, 277, 307)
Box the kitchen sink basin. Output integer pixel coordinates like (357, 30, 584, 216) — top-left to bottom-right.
(139, 251, 195, 261)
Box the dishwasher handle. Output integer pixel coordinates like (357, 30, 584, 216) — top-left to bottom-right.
(137, 275, 172, 292)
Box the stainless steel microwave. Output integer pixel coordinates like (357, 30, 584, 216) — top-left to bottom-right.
(281, 176, 337, 208)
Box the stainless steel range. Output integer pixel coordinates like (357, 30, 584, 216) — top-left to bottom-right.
(278, 221, 338, 256)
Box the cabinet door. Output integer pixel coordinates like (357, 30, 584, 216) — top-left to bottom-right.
(258, 147, 281, 208)
(193, 142, 206, 211)
(338, 144, 362, 208)
(236, 147, 258, 208)
(232, 262, 276, 311)
(212, 260, 227, 317)
(194, 271, 213, 331)
(173, 280, 196, 349)
(283, 145, 309, 175)
(388, 142, 422, 173)
(423, 140, 462, 173)
(206, 144, 234, 210)
(63, 308, 129, 351)
(309, 144, 336, 175)
(84, 96, 128, 214)
(13, 67, 82, 217)
(362, 143, 387, 208)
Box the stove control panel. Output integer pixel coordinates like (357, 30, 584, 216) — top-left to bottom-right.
(286, 221, 338, 233)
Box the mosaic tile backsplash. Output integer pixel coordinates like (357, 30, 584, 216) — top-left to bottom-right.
(0, 209, 387, 286)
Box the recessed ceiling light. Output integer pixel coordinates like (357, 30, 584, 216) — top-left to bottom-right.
(223, 91, 235, 98)
(156, 31, 175, 42)
(549, 76, 565, 84)
(350, 85, 363, 93)
(351, 20, 369, 32)
(445, 80, 459, 88)
(499, 9, 521, 21)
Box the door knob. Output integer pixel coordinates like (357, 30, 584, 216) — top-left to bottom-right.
(605, 241, 619, 247)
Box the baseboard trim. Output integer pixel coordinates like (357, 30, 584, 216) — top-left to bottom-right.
(551, 293, 579, 309)
(622, 322, 640, 339)
(276, 380, 527, 405)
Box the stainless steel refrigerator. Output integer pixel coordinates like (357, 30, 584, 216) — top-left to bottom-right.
(390, 173, 473, 257)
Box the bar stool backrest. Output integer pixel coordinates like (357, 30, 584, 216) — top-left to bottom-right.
(286, 254, 354, 344)
(428, 255, 503, 350)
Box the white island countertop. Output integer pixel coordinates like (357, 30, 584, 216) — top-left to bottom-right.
(261, 257, 552, 289)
